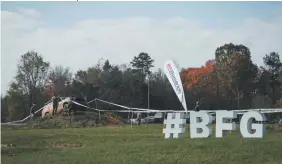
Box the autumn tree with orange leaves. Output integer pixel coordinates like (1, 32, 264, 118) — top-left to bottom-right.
(181, 60, 216, 90)
(181, 60, 217, 110)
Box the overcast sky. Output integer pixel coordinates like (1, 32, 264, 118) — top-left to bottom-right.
(1, 2, 282, 94)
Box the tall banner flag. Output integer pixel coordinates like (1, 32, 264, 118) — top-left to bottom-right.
(164, 60, 188, 113)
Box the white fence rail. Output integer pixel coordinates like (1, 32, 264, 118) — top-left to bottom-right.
(2, 97, 282, 125)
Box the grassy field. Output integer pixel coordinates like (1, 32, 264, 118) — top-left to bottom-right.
(1, 124, 282, 164)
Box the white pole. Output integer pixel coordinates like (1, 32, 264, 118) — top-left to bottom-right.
(99, 110, 101, 125)
(130, 108, 133, 129)
(96, 100, 100, 125)
(127, 109, 130, 123)
(229, 118, 232, 134)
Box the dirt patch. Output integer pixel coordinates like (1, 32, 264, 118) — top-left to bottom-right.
(103, 125, 124, 128)
(273, 124, 282, 131)
(50, 142, 83, 149)
(24, 111, 127, 129)
(1, 147, 41, 157)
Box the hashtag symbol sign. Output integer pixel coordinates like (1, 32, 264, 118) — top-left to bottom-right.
(163, 112, 186, 138)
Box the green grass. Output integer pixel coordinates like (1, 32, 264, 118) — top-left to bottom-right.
(1, 124, 282, 164)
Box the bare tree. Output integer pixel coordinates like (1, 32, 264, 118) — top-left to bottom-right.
(15, 51, 50, 108)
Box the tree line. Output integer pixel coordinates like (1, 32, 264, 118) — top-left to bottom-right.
(1, 43, 282, 122)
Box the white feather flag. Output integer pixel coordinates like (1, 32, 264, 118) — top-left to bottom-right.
(163, 60, 188, 113)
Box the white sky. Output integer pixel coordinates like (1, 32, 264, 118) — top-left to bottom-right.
(1, 4, 282, 94)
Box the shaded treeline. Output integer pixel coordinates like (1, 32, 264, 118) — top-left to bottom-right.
(1, 43, 282, 122)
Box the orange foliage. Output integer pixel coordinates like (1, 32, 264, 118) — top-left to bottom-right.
(181, 60, 215, 90)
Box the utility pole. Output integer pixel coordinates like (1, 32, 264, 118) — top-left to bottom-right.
(147, 74, 150, 127)
(148, 75, 150, 110)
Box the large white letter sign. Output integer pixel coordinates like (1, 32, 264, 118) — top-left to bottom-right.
(190, 112, 212, 138)
(163, 113, 186, 139)
(216, 111, 237, 138)
(240, 111, 266, 138)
